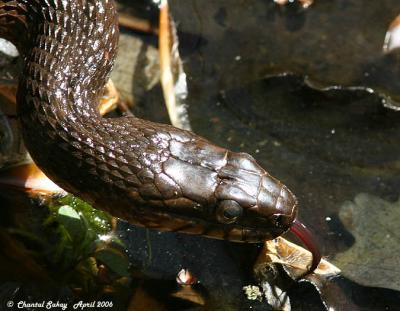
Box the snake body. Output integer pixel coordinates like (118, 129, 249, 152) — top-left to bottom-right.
(0, 0, 300, 243)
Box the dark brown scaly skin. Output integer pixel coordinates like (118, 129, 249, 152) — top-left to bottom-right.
(0, 0, 298, 242)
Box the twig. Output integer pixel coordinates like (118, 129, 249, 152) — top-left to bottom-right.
(118, 14, 158, 35)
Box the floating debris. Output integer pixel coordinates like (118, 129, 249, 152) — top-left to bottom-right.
(242, 285, 263, 301)
(176, 268, 197, 285)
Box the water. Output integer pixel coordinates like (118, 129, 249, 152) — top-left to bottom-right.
(120, 1, 400, 309)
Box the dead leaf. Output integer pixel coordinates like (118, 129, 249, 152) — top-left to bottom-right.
(255, 237, 340, 281)
(383, 14, 400, 53)
(253, 237, 340, 310)
(0, 163, 64, 194)
(171, 285, 206, 306)
(159, 0, 191, 130)
(0, 85, 17, 105)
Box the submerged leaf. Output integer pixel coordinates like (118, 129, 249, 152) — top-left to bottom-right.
(333, 193, 400, 291)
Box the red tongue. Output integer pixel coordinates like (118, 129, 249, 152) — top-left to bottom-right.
(290, 219, 321, 273)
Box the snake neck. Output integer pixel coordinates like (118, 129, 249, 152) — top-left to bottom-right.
(13, 0, 119, 117)
(0, 0, 119, 191)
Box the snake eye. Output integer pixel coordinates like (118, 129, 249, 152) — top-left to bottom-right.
(216, 200, 243, 224)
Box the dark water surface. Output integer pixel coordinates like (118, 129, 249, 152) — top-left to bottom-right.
(120, 1, 400, 310)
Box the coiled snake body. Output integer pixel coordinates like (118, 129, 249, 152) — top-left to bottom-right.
(0, 0, 320, 270)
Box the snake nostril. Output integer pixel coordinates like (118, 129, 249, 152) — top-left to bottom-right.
(274, 214, 283, 227)
(270, 213, 290, 229)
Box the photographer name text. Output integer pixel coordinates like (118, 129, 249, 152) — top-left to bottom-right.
(6, 300, 113, 310)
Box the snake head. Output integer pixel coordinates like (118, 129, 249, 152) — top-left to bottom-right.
(156, 135, 320, 272)
(214, 151, 321, 273)
(214, 151, 297, 242)
(164, 137, 297, 241)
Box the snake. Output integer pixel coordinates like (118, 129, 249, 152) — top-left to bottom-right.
(0, 0, 321, 272)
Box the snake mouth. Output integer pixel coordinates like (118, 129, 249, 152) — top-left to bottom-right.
(290, 219, 321, 274)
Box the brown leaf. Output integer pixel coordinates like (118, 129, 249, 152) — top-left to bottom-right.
(383, 14, 400, 53)
(255, 237, 340, 281)
(0, 163, 64, 194)
(253, 237, 340, 310)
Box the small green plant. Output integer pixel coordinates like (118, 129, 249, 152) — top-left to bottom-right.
(42, 194, 131, 294)
(0, 192, 132, 307)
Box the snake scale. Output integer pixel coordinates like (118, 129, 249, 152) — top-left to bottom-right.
(0, 0, 320, 271)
